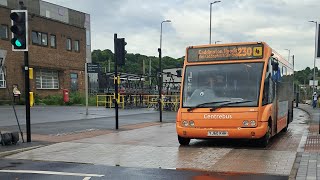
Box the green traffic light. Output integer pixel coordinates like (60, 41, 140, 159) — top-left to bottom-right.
(15, 39, 22, 47)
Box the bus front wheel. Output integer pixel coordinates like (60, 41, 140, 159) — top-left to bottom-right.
(178, 135, 190, 146)
(257, 125, 271, 148)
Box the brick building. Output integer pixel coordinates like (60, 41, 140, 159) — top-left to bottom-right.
(0, 0, 91, 100)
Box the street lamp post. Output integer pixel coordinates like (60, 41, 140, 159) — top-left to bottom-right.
(209, 1, 221, 44)
(284, 49, 290, 62)
(215, 40, 221, 44)
(159, 20, 171, 122)
(309, 20, 318, 94)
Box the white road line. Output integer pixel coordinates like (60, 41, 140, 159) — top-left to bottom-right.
(83, 177, 91, 180)
(0, 170, 104, 177)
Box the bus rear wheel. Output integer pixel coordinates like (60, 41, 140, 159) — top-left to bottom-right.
(282, 111, 290, 133)
(257, 125, 271, 148)
(178, 135, 190, 146)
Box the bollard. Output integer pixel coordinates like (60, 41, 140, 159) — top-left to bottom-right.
(296, 93, 299, 107)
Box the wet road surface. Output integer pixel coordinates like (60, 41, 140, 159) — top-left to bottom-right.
(0, 108, 176, 135)
(0, 159, 288, 180)
(2, 108, 310, 179)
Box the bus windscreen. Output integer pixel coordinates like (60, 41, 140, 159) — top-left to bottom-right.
(187, 44, 264, 62)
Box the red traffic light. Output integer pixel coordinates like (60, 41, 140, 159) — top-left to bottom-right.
(10, 12, 24, 22)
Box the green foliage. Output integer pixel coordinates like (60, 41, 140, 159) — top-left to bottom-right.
(294, 67, 320, 85)
(41, 94, 64, 105)
(67, 92, 85, 105)
(92, 49, 184, 75)
(37, 93, 96, 106)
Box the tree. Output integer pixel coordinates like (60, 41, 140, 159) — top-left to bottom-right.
(91, 49, 184, 75)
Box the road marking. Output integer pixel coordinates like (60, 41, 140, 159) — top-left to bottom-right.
(83, 177, 91, 180)
(0, 170, 104, 177)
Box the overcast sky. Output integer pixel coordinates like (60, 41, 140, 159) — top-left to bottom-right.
(47, 0, 320, 71)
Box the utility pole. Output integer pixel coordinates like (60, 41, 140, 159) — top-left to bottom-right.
(149, 59, 151, 86)
(108, 59, 111, 72)
(158, 48, 162, 122)
(143, 59, 145, 75)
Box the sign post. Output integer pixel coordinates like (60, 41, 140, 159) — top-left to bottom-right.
(85, 63, 88, 115)
(85, 63, 101, 115)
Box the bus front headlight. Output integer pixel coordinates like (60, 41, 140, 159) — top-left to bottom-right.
(182, 120, 189, 127)
(189, 120, 195, 127)
(250, 120, 256, 127)
(243, 120, 249, 126)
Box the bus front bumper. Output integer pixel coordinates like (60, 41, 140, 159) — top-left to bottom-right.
(176, 122, 268, 139)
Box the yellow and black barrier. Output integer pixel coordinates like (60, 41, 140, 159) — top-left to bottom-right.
(96, 94, 125, 109)
(96, 94, 180, 111)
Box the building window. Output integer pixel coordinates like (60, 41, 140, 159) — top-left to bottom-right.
(70, 73, 78, 91)
(32, 31, 48, 46)
(0, 67, 5, 88)
(74, 40, 79, 52)
(66, 38, 71, 51)
(50, 35, 56, 48)
(36, 69, 59, 89)
(0, 25, 8, 39)
(42, 33, 48, 46)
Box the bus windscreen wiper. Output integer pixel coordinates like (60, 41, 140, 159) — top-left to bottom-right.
(209, 100, 254, 111)
(187, 101, 231, 112)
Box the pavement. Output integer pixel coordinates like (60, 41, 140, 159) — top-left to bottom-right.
(293, 104, 320, 180)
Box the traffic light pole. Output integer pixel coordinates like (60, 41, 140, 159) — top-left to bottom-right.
(114, 33, 119, 130)
(24, 51, 31, 142)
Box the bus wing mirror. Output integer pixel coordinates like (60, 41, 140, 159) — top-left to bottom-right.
(271, 65, 281, 82)
(271, 61, 279, 71)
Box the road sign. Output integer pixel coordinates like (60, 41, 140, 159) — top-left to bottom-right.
(87, 63, 101, 73)
(309, 80, 318, 87)
(0, 50, 7, 67)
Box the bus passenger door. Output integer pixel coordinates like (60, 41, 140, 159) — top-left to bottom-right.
(270, 58, 279, 136)
(263, 57, 277, 137)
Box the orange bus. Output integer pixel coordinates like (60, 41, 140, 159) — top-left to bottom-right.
(176, 42, 294, 147)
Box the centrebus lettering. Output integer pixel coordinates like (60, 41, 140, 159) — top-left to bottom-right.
(203, 114, 233, 119)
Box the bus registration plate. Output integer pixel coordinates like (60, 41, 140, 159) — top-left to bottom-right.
(207, 131, 228, 136)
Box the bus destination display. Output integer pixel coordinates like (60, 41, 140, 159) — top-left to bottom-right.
(187, 44, 264, 62)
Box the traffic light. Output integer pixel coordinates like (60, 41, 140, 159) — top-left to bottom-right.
(115, 38, 127, 66)
(10, 10, 28, 51)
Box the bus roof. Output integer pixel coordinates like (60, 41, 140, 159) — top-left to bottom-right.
(186, 41, 265, 49)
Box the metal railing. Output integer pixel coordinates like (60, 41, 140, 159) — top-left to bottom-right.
(96, 94, 180, 111)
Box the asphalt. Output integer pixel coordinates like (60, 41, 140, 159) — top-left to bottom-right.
(0, 159, 288, 180)
(5, 108, 308, 178)
(0, 106, 176, 135)
(0, 106, 168, 126)
(0, 106, 310, 179)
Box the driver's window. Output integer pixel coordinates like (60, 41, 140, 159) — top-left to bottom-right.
(263, 58, 273, 105)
